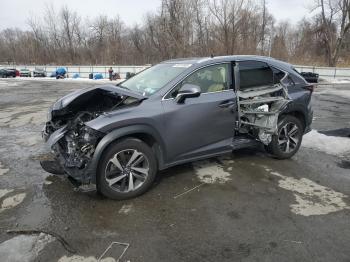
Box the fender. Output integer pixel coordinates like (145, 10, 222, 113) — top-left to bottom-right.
(279, 101, 309, 129)
(86, 124, 167, 183)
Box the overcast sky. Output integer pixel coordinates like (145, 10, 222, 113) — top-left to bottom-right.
(0, 0, 315, 30)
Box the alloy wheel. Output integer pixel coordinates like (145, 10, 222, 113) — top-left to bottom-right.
(277, 122, 300, 153)
(105, 149, 150, 193)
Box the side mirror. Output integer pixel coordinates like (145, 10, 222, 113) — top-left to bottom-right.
(175, 84, 201, 104)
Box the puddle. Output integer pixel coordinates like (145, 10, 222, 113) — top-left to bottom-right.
(319, 128, 350, 138)
(194, 160, 231, 184)
(1, 193, 26, 212)
(58, 255, 116, 262)
(338, 159, 350, 169)
(0, 233, 54, 261)
(268, 170, 349, 216)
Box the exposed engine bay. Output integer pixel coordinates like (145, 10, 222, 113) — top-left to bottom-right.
(42, 85, 144, 186)
(236, 82, 291, 145)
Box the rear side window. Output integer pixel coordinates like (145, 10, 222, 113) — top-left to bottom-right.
(239, 61, 273, 89)
(272, 67, 286, 84)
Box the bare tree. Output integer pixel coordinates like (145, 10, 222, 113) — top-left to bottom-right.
(0, 1, 349, 66)
(316, 0, 350, 66)
(60, 6, 80, 63)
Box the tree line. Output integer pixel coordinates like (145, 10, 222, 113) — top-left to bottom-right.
(0, 0, 349, 67)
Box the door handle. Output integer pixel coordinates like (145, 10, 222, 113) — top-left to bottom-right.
(219, 100, 236, 108)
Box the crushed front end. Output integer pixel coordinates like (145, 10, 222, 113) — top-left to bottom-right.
(41, 85, 144, 191)
(43, 112, 104, 191)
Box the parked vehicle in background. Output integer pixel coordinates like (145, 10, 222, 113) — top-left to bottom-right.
(300, 72, 319, 83)
(0, 68, 17, 78)
(33, 68, 46, 77)
(8, 69, 17, 77)
(19, 68, 31, 77)
(41, 55, 314, 200)
(0, 69, 8, 78)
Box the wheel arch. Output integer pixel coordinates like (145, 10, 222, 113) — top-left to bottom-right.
(279, 107, 307, 131)
(87, 125, 166, 184)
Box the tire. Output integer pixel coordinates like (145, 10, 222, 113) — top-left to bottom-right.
(266, 115, 304, 159)
(97, 138, 157, 200)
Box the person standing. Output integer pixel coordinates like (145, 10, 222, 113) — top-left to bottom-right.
(108, 67, 113, 81)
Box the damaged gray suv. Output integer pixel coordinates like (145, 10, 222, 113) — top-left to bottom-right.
(42, 56, 313, 199)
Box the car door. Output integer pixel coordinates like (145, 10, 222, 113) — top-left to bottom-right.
(161, 63, 237, 163)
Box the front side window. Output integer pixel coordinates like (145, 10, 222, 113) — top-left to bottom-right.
(239, 61, 274, 89)
(170, 64, 229, 98)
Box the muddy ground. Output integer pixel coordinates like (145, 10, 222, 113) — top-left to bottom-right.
(0, 78, 349, 262)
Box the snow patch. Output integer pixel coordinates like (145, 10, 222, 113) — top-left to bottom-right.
(0, 189, 13, 199)
(302, 130, 350, 156)
(58, 255, 116, 262)
(1, 193, 26, 212)
(118, 204, 133, 214)
(0, 233, 54, 262)
(321, 77, 350, 84)
(194, 160, 231, 184)
(44, 180, 53, 185)
(0, 162, 9, 176)
(269, 171, 349, 216)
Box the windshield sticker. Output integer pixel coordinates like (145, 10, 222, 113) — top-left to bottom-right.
(173, 64, 192, 68)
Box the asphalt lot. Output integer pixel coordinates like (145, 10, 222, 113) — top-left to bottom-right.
(0, 78, 349, 262)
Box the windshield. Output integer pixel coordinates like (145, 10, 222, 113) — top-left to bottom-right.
(119, 63, 191, 96)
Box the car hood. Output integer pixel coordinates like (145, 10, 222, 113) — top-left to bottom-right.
(52, 85, 145, 111)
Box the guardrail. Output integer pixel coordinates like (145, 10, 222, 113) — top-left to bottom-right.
(0, 65, 150, 79)
(1, 64, 350, 79)
(294, 65, 350, 79)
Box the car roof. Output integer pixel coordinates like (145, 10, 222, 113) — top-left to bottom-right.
(163, 55, 294, 72)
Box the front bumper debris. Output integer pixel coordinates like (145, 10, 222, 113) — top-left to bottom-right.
(41, 122, 97, 192)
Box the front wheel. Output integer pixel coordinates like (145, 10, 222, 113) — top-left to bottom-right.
(97, 138, 157, 200)
(266, 115, 304, 159)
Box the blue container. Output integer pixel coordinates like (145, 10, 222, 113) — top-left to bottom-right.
(94, 73, 103, 80)
(56, 67, 67, 76)
(72, 73, 80, 79)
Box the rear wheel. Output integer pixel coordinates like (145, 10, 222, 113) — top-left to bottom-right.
(267, 115, 303, 159)
(97, 138, 157, 200)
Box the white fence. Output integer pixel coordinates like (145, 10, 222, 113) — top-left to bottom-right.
(0, 65, 150, 79)
(1, 64, 350, 79)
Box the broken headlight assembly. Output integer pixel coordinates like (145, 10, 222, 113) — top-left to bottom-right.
(62, 124, 102, 169)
